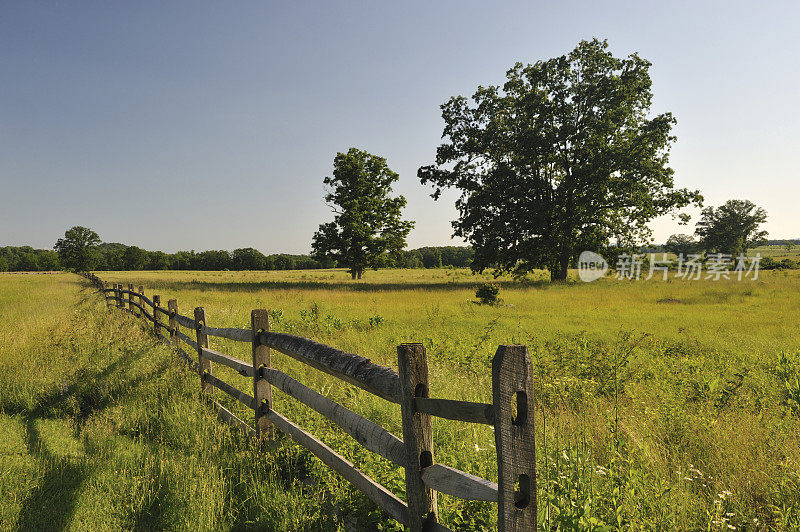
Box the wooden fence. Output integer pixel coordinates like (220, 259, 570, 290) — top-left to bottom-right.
(80, 272, 536, 531)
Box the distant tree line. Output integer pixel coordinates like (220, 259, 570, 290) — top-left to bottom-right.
(88, 243, 330, 271)
(83, 244, 472, 271)
(1, 231, 473, 272)
(0, 246, 61, 272)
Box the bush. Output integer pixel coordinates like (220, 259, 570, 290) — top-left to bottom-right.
(475, 283, 501, 305)
(760, 257, 798, 270)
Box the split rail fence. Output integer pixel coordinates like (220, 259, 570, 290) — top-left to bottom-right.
(81, 272, 536, 531)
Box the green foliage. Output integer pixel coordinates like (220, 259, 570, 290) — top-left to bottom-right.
(122, 245, 149, 270)
(232, 247, 267, 270)
(0, 247, 59, 272)
(695, 199, 768, 256)
(54, 226, 101, 271)
(760, 257, 799, 270)
(475, 283, 501, 305)
(776, 353, 800, 416)
(665, 234, 698, 257)
(419, 38, 701, 281)
(312, 148, 414, 279)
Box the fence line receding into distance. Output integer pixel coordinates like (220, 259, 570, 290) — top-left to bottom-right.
(81, 272, 536, 531)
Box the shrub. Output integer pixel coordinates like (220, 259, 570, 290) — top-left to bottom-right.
(475, 283, 501, 305)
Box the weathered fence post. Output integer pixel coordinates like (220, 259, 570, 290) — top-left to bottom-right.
(168, 299, 178, 346)
(195, 307, 212, 392)
(251, 309, 274, 439)
(492, 345, 536, 530)
(103, 282, 110, 306)
(397, 343, 439, 531)
(153, 295, 161, 337)
(138, 286, 146, 320)
(128, 284, 134, 313)
(138, 285, 144, 318)
(116, 284, 124, 309)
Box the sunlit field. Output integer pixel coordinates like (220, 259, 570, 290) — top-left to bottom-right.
(2, 268, 799, 530)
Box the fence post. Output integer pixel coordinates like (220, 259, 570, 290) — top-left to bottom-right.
(138, 286, 145, 319)
(168, 299, 178, 346)
(492, 345, 536, 531)
(138, 285, 144, 318)
(251, 309, 274, 439)
(153, 295, 161, 337)
(117, 284, 124, 309)
(103, 282, 110, 306)
(195, 307, 212, 393)
(128, 284, 134, 313)
(397, 343, 438, 531)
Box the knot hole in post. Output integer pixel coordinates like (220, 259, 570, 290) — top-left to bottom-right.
(514, 473, 531, 509)
(419, 450, 433, 469)
(511, 390, 527, 426)
(414, 383, 428, 399)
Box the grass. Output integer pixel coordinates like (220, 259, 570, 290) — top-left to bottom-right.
(1, 268, 799, 530)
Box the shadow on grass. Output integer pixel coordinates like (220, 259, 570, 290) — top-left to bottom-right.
(129, 278, 550, 294)
(10, 313, 177, 531)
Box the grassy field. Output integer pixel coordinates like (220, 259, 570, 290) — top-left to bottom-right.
(1, 268, 799, 530)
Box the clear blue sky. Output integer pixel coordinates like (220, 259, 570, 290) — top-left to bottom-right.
(2, 1, 798, 253)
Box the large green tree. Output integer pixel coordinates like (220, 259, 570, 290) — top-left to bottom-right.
(418, 39, 701, 280)
(54, 226, 101, 271)
(695, 199, 768, 255)
(312, 148, 414, 279)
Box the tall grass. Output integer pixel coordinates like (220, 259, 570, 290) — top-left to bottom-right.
(2, 269, 799, 530)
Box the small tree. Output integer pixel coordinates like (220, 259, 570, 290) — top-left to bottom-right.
(54, 226, 101, 271)
(312, 148, 414, 279)
(475, 283, 501, 305)
(695, 200, 768, 256)
(665, 234, 698, 257)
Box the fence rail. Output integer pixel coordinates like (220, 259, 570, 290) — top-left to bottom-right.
(81, 272, 536, 531)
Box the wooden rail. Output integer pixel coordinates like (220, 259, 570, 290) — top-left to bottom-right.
(82, 272, 536, 531)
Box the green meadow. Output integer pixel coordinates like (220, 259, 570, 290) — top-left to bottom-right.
(1, 268, 799, 530)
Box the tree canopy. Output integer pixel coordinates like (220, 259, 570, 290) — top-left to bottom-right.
(695, 199, 768, 255)
(232, 248, 267, 270)
(418, 38, 701, 280)
(665, 234, 698, 257)
(54, 226, 101, 271)
(312, 148, 414, 279)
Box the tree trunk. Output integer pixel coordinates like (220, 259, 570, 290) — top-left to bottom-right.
(550, 248, 571, 282)
(351, 270, 357, 280)
(550, 267, 568, 282)
(357, 270, 363, 279)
